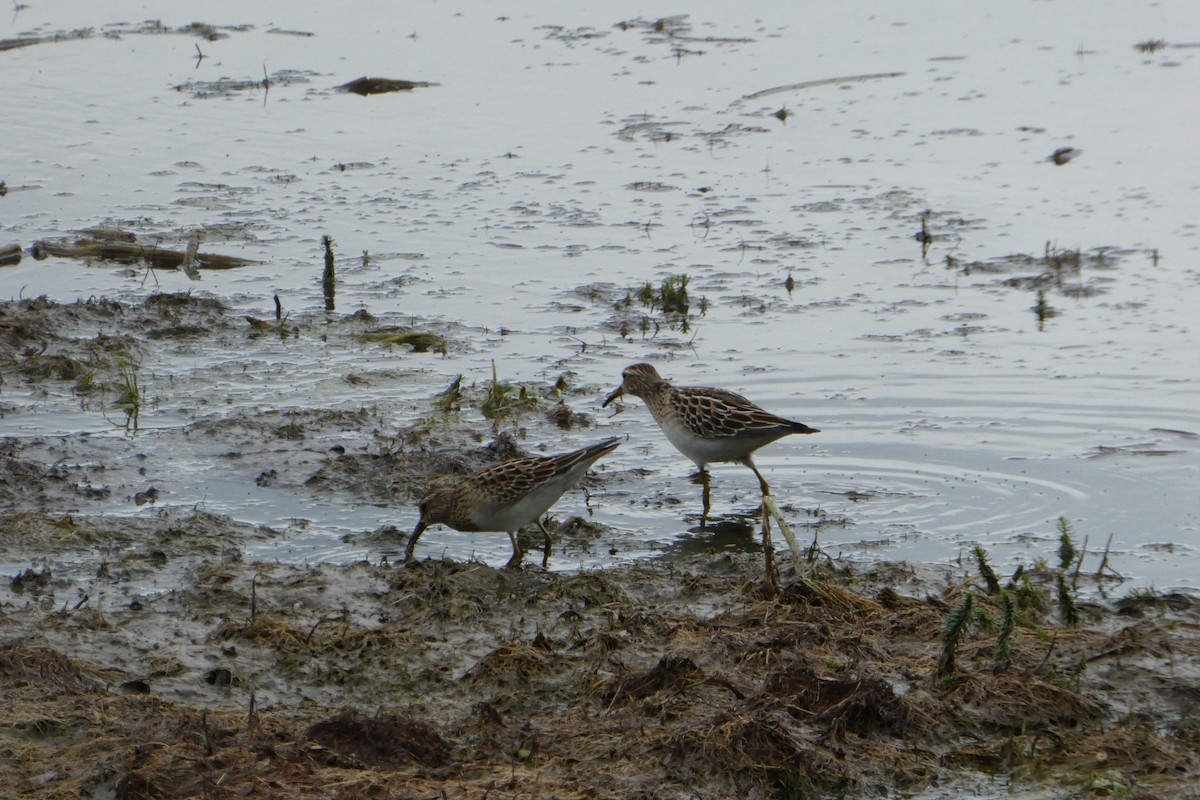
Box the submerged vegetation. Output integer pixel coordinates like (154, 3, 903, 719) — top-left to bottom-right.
(480, 361, 541, 431)
(110, 357, 142, 431)
(1033, 288, 1057, 330)
(637, 272, 691, 315)
(945, 240, 1127, 305)
(322, 234, 336, 311)
(1058, 516, 1077, 570)
(605, 272, 706, 339)
(945, 522, 1122, 682)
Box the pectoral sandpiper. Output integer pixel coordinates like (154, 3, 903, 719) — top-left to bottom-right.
(405, 437, 621, 569)
(602, 363, 818, 517)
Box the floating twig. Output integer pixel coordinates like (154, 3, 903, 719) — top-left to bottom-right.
(740, 71, 904, 102)
(1096, 533, 1117, 578)
(759, 497, 780, 597)
(32, 237, 255, 270)
(763, 495, 802, 572)
(337, 76, 436, 96)
(1071, 535, 1088, 590)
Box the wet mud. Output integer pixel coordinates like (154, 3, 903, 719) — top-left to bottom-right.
(4, 509, 1200, 799)
(3, 294, 1200, 799)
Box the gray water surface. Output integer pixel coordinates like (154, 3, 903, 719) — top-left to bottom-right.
(2, 0, 1197, 587)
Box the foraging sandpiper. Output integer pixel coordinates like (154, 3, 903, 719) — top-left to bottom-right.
(602, 363, 818, 516)
(405, 437, 621, 568)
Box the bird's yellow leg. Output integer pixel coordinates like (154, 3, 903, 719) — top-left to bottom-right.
(537, 519, 555, 569)
(504, 530, 524, 569)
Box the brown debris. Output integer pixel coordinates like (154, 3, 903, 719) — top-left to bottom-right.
(305, 713, 452, 769)
(761, 666, 912, 738)
(31, 230, 255, 270)
(337, 76, 436, 95)
(0, 644, 112, 693)
(603, 653, 706, 704)
(0, 243, 21, 266)
(1050, 146, 1081, 165)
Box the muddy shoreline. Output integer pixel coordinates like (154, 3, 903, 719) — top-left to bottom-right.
(4, 507, 1200, 799)
(4, 293, 1200, 798)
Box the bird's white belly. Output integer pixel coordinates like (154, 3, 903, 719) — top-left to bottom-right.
(661, 419, 738, 466)
(470, 482, 564, 531)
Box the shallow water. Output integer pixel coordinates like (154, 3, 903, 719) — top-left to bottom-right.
(2, 1, 1198, 587)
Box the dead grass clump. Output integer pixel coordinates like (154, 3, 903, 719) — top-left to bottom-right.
(389, 559, 505, 621)
(0, 644, 108, 693)
(762, 666, 913, 739)
(463, 642, 559, 687)
(1115, 591, 1197, 616)
(213, 614, 310, 647)
(602, 654, 704, 705)
(1057, 714, 1200, 785)
(102, 710, 320, 800)
(734, 618, 830, 671)
(113, 770, 166, 800)
(313, 626, 413, 655)
(0, 650, 305, 800)
(13, 351, 95, 381)
(452, 702, 572, 776)
(943, 670, 1104, 733)
(877, 584, 931, 612)
(305, 712, 453, 770)
(674, 710, 846, 799)
(780, 574, 886, 616)
(540, 569, 628, 608)
(211, 612, 412, 686)
(144, 292, 228, 313)
(0, 296, 116, 340)
(1093, 618, 1172, 662)
(0, 494, 62, 533)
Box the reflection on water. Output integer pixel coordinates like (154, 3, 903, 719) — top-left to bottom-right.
(2, 0, 1197, 588)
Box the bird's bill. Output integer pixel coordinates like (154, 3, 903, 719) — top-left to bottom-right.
(601, 385, 623, 408)
(404, 516, 429, 560)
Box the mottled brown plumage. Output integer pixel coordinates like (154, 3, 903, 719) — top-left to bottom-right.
(603, 363, 817, 512)
(406, 437, 620, 568)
